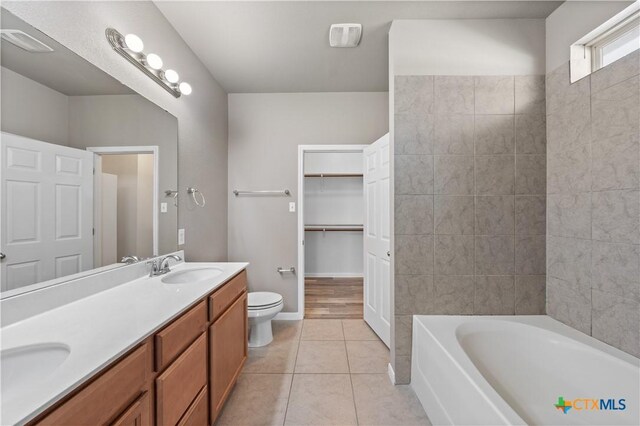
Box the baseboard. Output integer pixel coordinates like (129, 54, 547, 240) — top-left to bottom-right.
(304, 273, 364, 278)
(274, 312, 304, 320)
(387, 362, 396, 385)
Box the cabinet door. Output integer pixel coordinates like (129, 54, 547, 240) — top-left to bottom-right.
(209, 292, 247, 421)
(111, 392, 150, 426)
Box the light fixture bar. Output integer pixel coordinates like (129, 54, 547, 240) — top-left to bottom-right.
(105, 28, 181, 98)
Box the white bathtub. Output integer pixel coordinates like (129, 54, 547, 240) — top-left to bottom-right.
(411, 316, 640, 426)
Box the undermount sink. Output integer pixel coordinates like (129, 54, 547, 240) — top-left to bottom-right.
(1, 343, 70, 401)
(161, 267, 224, 284)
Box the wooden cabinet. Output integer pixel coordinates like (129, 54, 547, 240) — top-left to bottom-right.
(111, 393, 150, 426)
(37, 343, 149, 426)
(155, 333, 207, 425)
(210, 292, 248, 421)
(30, 269, 247, 426)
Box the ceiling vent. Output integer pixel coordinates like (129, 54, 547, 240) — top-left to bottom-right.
(329, 23, 362, 48)
(0, 29, 53, 53)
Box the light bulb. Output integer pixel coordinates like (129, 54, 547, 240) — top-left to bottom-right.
(124, 34, 144, 53)
(179, 82, 192, 95)
(164, 69, 179, 84)
(145, 53, 163, 70)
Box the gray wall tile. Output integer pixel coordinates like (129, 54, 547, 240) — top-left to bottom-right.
(516, 155, 546, 195)
(592, 190, 640, 244)
(395, 275, 434, 315)
(547, 276, 592, 334)
(432, 275, 474, 314)
(434, 195, 474, 235)
(475, 76, 514, 114)
(591, 76, 640, 191)
(546, 63, 590, 116)
(395, 195, 434, 235)
(474, 275, 515, 314)
(547, 193, 591, 239)
(547, 236, 591, 288)
(591, 50, 639, 95)
(434, 235, 474, 275)
(546, 98, 591, 154)
(395, 155, 434, 195)
(475, 235, 515, 275)
(475, 195, 515, 235)
(515, 195, 546, 235)
(475, 115, 515, 154)
(547, 146, 591, 194)
(395, 113, 434, 155)
(395, 75, 434, 114)
(394, 315, 413, 356)
(516, 114, 546, 154)
(395, 235, 434, 275)
(475, 155, 515, 195)
(592, 290, 640, 358)
(434, 114, 474, 154)
(592, 241, 640, 302)
(515, 235, 545, 275)
(515, 275, 546, 314)
(515, 75, 545, 115)
(434, 76, 474, 114)
(434, 155, 474, 195)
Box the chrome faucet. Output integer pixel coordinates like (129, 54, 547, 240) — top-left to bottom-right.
(147, 255, 183, 277)
(121, 255, 141, 264)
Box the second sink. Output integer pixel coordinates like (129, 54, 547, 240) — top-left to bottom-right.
(161, 267, 223, 284)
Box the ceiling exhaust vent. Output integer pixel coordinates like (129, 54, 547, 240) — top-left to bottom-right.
(0, 29, 53, 53)
(329, 23, 362, 48)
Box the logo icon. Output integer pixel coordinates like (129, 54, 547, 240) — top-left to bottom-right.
(555, 396, 572, 414)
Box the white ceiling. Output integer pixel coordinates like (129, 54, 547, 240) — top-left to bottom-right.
(1, 8, 133, 96)
(156, 1, 562, 93)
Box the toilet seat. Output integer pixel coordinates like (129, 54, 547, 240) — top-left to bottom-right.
(248, 292, 283, 310)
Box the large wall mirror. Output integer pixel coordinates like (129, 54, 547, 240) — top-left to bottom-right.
(0, 8, 178, 295)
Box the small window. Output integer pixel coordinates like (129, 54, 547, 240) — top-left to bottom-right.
(570, 5, 639, 82)
(589, 13, 639, 71)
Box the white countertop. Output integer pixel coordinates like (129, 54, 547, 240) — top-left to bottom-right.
(0, 262, 248, 426)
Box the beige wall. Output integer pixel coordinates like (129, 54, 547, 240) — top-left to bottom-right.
(4, 1, 229, 262)
(1, 66, 69, 145)
(68, 95, 178, 255)
(228, 92, 389, 312)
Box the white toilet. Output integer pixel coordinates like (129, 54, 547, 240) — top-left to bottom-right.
(247, 292, 284, 347)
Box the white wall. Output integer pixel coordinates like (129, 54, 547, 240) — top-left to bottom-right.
(228, 92, 388, 312)
(391, 19, 546, 76)
(545, 1, 633, 73)
(1, 66, 69, 145)
(4, 1, 229, 262)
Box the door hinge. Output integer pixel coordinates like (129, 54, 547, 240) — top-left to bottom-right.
(92, 228, 95, 236)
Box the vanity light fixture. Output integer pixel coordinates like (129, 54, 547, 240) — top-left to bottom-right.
(105, 28, 192, 98)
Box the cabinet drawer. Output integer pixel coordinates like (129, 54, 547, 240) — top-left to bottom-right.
(177, 386, 208, 426)
(110, 392, 150, 426)
(37, 343, 149, 426)
(156, 333, 207, 426)
(155, 301, 207, 371)
(209, 270, 247, 321)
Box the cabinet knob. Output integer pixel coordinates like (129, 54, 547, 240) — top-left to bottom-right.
(386, 251, 390, 257)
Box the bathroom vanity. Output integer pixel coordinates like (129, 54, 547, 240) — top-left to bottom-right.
(1, 261, 249, 425)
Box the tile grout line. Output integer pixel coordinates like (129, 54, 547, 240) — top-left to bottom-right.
(282, 321, 304, 425)
(342, 320, 361, 426)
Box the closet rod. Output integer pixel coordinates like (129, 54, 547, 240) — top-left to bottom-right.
(233, 189, 290, 196)
(304, 173, 363, 178)
(305, 225, 363, 232)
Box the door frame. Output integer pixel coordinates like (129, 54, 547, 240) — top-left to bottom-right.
(291, 144, 368, 321)
(86, 146, 160, 261)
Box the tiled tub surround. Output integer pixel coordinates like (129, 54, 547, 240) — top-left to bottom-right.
(393, 75, 547, 383)
(546, 51, 640, 358)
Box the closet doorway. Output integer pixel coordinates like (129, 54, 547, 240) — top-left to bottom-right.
(297, 138, 390, 345)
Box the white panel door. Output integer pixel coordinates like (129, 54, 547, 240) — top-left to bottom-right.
(1, 132, 94, 291)
(363, 133, 391, 347)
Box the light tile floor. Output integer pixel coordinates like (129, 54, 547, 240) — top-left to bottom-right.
(216, 319, 431, 426)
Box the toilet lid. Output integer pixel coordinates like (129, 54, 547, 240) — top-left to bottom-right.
(248, 291, 283, 309)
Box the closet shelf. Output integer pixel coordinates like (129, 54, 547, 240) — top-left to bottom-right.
(305, 224, 363, 232)
(304, 173, 363, 178)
